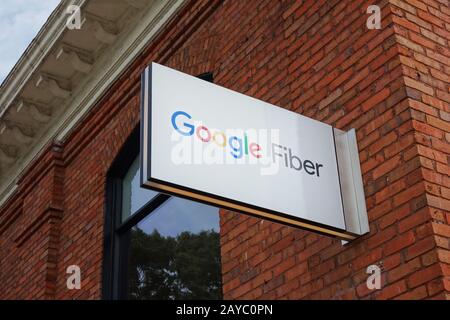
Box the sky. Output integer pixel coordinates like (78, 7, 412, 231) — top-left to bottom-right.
(124, 157, 220, 237)
(0, 0, 60, 84)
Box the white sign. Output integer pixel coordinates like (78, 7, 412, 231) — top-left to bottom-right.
(141, 62, 369, 240)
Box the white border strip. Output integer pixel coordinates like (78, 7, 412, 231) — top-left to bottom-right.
(347, 129, 369, 234)
(334, 128, 369, 236)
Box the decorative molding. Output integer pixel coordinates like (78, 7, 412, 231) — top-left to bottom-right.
(55, 0, 186, 141)
(125, 0, 149, 9)
(56, 47, 93, 74)
(0, 0, 86, 117)
(36, 73, 72, 99)
(16, 100, 52, 124)
(0, 0, 187, 209)
(0, 147, 17, 165)
(89, 20, 118, 45)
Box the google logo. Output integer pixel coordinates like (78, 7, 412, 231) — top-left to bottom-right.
(171, 111, 262, 159)
(171, 111, 325, 177)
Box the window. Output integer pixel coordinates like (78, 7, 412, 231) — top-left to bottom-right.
(121, 157, 158, 221)
(103, 72, 222, 300)
(127, 197, 222, 299)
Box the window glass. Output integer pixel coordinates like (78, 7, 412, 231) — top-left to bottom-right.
(122, 157, 158, 221)
(127, 197, 222, 300)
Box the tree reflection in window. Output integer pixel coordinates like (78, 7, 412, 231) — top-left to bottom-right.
(126, 197, 223, 300)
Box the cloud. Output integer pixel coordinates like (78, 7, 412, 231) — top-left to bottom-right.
(0, 0, 60, 84)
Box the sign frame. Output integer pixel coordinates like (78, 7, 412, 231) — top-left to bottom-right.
(140, 63, 369, 241)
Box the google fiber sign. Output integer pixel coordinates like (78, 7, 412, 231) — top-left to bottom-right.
(141, 63, 369, 240)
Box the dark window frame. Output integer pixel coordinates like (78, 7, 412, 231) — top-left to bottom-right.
(103, 71, 213, 300)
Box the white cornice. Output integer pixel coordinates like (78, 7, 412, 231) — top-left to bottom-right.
(0, 0, 186, 206)
(56, 0, 185, 140)
(0, 0, 86, 116)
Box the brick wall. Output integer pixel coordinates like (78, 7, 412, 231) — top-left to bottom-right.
(216, 0, 450, 300)
(0, 0, 448, 299)
(390, 0, 450, 297)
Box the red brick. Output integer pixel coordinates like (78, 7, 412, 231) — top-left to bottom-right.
(405, 12, 432, 30)
(392, 15, 420, 33)
(407, 264, 442, 288)
(382, 253, 402, 271)
(404, 0, 427, 11)
(399, 55, 428, 73)
(416, 144, 448, 163)
(368, 226, 397, 249)
(431, 138, 450, 154)
(437, 249, 450, 264)
(421, 249, 438, 266)
(404, 77, 434, 95)
(393, 183, 426, 207)
(372, 154, 401, 179)
(409, 32, 437, 49)
(384, 231, 416, 255)
(427, 114, 450, 132)
(361, 88, 391, 112)
(391, 0, 417, 14)
(398, 207, 430, 233)
(384, 134, 415, 158)
(388, 258, 421, 283)
(323, 264, 352, 285)
(368, 200, 392, 220)
(405, 236, 436, 260)
(396, 35, 425, 53)
(344, 67, 370, 92)
(432, 223, 450, 238)
(422, 94, 449, 110)
(395, 285, 428, 300)
(378, 204, 410, 229)
(361, 153, 383, 173)
(412, 120, 443, 138)
(417, 9, 445, 28)
(437, 163, 450, 176)
(376, 280, 408, 299)
(352, 247, 383, 271)
(375, 179, 406, 204)
(284, 262, 308, 281)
